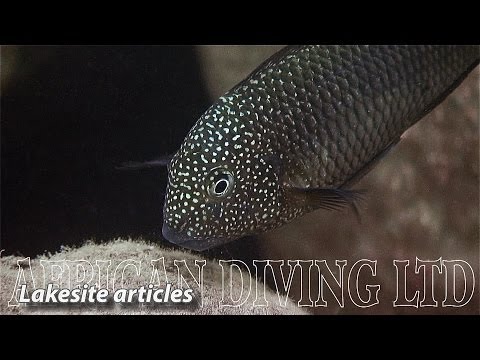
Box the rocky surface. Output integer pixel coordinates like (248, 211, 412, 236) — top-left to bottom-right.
(0, 239, 306, 315)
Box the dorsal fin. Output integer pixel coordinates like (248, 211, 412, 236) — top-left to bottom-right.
(235, 45, 305, 88)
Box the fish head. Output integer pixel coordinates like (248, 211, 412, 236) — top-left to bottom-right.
(162, 99, 284, 251)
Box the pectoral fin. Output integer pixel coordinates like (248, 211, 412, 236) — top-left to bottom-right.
(285, 187, 365, 212)
(115, 155, 173, 170)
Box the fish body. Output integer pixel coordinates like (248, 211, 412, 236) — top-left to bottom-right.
(162, 45, 480, 251)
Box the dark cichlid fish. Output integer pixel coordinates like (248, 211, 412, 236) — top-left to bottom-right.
(161, 45, 479, 251)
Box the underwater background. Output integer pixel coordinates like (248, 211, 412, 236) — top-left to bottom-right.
(1, 46, 478, 314)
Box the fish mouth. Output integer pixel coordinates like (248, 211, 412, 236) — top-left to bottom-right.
(162, 223, 227, 251)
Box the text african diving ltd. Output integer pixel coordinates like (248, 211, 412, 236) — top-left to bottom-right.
(6, 257, 475, 308)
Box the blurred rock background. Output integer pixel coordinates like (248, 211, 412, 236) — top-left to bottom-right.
(1, 46, 478, 314)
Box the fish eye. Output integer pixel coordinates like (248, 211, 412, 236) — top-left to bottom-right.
(207, 167, 234, 198)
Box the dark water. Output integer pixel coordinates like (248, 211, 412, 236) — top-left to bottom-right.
(1, 46, 212, 256)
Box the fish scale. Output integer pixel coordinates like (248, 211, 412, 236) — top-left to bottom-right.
(161, 45, 479, 251)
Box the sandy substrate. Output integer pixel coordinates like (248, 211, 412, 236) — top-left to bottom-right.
(0, 239, 307, 315)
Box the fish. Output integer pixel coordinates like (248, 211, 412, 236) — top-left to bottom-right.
(161, 45, 480, 251)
